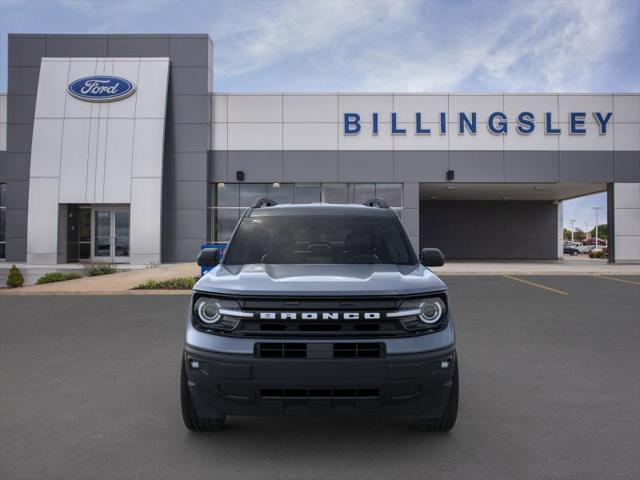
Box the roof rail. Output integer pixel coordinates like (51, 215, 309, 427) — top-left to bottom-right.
(252, 198, 278, 208)
(362, 198, 389, 209)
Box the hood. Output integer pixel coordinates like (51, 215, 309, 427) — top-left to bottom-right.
(194, 264, 446, 297)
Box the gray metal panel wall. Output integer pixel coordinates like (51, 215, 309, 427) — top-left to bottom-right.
(614, 151, 640, 182)
(1, 33, 213, 262)
(419, 200, 559, 260)
(3, 35, 42, 261)
(162, 35, 212, 262)
(607, 183, 615, 261)
(209, 150, 636, 184)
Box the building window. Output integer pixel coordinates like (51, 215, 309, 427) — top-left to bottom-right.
(0, 183, 6, 259)
(208, 182, 403, 243)
(294, 184, 321, 203)
(208, 183, 244, 243)
(322, 183, 348, 204)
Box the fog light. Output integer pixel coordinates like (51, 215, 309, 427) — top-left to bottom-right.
(189, 360, 200, 369)
(440, 360, 450, 369)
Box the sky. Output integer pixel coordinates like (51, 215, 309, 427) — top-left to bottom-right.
(1, 0, 638, 228)
(563, 191, 606, 234)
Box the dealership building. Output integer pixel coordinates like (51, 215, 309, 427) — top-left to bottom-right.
(0, 33, 638, 265)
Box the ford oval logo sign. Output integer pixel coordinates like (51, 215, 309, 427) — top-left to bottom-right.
(67, 76, 136, 102)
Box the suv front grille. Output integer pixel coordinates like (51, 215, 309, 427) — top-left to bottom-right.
(333, 343, 383, 358)
(198, 294, 448, 338)
(256, 342, 384, 359)
(260, 388, 380, 399)
(257, 343, 307, 358)
(228, 296, 413, 338)
(239, 318, 402, 337)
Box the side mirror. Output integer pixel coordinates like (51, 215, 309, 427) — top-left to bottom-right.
(197, 248, 221, 267)
(420, 248, 445, 267)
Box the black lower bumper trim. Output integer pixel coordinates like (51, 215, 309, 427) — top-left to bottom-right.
(184, 344, 456, 417)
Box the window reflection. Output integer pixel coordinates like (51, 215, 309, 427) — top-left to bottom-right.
(294, 184, 321, 204)
(349, 184, 376, 204)
(375, 184, 402, 208)
(323, 183, 348, 204)
(214, 183, 239, 207)
(267, 183, 294, 204)
(240, 184, 268, 207)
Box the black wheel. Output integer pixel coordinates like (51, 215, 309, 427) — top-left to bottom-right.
(181, 357, 226, 432)
(572, 250, 579, 256)
(415, 365, 459, 432)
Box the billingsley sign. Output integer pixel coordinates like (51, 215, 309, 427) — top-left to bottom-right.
(67, 76, 136, 102)
(343, 112, 613, 135)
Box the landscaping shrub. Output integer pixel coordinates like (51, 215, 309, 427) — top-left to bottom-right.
(36, 272, 82, 285)
(589, 250, 606, 259)
(134, 276, 198, 290)
(84, 263, 118, 276)
(6, 264, 24, 288)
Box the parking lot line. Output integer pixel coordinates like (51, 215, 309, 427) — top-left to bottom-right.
(593, 275, 640, 286)
(502, 275, 571, 296)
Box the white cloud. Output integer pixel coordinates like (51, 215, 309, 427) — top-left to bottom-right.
(346, 0, 629, 92)
(213, 0, 411, 80)
(55, 0, 172, 32)
(212, 0, 635, 92)
(478, 0, 627, 92)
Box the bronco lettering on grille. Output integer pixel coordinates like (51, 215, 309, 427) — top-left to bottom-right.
(258, 312, 381, 320)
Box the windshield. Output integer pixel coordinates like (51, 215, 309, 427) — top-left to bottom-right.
(224, 214, 417, 265)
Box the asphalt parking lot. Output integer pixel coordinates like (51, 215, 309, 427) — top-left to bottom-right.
(1, 275, 639, 480)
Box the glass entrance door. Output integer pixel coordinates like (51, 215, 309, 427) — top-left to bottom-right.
(92, 206, 130, 262)
(113, 208, 130, 259)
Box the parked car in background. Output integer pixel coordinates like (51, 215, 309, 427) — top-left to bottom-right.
(580, 244, 596, 254)
(563, 244, 581, 256)
(563, 241, 596, 254)
(584, 238, 607, 246)
(564, 242, 588, 255)
(564, 241, 582, 248)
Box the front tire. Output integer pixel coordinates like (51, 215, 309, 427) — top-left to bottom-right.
(415, 365, 459, 432)
(180, 357, 226, 432)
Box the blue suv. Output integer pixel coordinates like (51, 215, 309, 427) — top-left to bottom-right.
(181, 199, 458, 431)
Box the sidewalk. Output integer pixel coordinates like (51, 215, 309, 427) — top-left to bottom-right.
(0, 263, 198, 295)
(432, 257, 640, 276)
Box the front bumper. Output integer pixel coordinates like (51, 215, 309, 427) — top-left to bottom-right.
(184, 344, 456, 417)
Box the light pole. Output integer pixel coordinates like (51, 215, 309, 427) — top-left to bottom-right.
(570, 219, 576, 242)
(584, 221, 591, 242)
(592, 206, 603, 248)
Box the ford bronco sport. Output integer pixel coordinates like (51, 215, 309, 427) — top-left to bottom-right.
(181, 199, 458, 431)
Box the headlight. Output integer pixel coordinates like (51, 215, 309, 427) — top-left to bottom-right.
(195, 297, 221, 324)
(192, 295, 247, 332)
(419, 298, 445, 324)
(392, 296, 447, 331)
